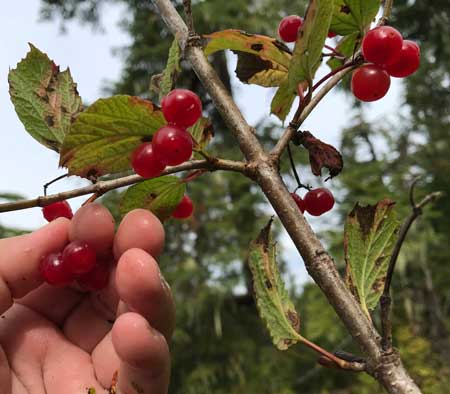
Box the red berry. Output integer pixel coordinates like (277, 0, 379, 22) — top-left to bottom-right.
(362, 26, 403, 66)
(131, 142, 166, 178)
(278, 15, 303, 42)
(152, 125, 193, 166)
(39, 253, 74, 286)
(304, 188, 335, 216)
(384, 40, 420, 78)
(161, 89, 202, 127)
(42, 201, 73, 222)
(351, 65, 391, 102)
(62, 240, 97, 275)
(327, 31, 337, 38)
(172, 195, 194, 219)
(291, 193, 305, 213)
(77, 260, 110, 291)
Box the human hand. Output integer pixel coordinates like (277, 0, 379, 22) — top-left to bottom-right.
(0, 203, 174, 394)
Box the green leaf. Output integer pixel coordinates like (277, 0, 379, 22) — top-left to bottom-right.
(344, 199, 400, 317)
(8, 44, 82, 152)
(288, 0, 334, 90)
(270, 79, 296, 122)
(204, 30, 291, 87)
(330, 0, 381, 36)
(120, 176, 186, 221)
(327, 32, 361, 70)
(189, 117, 214, 158)
(159, 38, 181, 100)
(60, 95, 166, 178)
(247, 219, 301, 350)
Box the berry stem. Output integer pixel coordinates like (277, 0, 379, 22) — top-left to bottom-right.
(323, 44, 344, 57)
(43, 173, 68, 196)
(286, 142, 307, 191)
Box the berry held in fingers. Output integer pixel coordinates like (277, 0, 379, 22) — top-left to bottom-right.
(39, 253, 74, 286)
(42, 200, 73, 222)
(62, 240, 97, 275)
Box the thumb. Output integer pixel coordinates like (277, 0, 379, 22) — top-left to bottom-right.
(0, 217, 70, 314)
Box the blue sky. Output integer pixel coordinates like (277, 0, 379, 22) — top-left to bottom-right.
(0, 1, 405, 285)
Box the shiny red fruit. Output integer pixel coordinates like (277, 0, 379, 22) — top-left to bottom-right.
(62, 240, 97, 275)
(304, 188, 335, 216)
(42, 200, 73, 222)
(351, 65, 391, 102)
(327, 31, 337, 38)
(362, 26, 403, 66)
(291, 193, 305, 213)
(132, 142, 166, 178)
(77, 260, 110, 291)
(152, 125, 193, 166)
(172, 195, 194, 219)
(39, 253, 74, 286)
(278, 15, 303, 42)
(161, 89, 202, 127)
(384, 40, 420, 78)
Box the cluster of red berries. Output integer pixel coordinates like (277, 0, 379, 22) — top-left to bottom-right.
(278, 15, 336, 43)
(131, 89, 202, 179)
(290, 187, 335, 216)
(352, 26, 420, 102)
(39, 240, 110, 289)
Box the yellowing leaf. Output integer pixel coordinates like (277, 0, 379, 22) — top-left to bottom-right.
(8, 44, 82, 152)
(344, 199, 400, 317)
(248, 219, 301, 350)
(270, 79, 296, 122)
(60, 95, 165, 178)
(120, 176, 186, 221)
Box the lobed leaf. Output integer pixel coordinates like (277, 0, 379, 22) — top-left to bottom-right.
(120, 176, 185, 221)
(288, 0, 334, 90)
(59, 95, 166, 178)
(8, 44, 82, 152)
(330, 0, 381, 36)
(344, 199, 400, 317)
(247, 219, 301, 350)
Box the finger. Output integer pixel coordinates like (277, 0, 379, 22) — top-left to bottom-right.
(112, 313, 170, 394)
(69, 203, 116, 256)
(113, 209, 165, 260)
(116, 248, 175, 340)
(0, 218, 70, 313)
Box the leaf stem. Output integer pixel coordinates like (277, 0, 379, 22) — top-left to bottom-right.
(380, 177, 442, 351)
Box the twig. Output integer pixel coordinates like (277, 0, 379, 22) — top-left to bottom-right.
(379, 0, 394, 25)
(0, 159, 246, 213)
(380, 177, 443, 351)
(182, 0, 195, 34)
(43, 173, 68, 196)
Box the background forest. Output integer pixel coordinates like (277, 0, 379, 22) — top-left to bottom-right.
(1, 0, 450, 393)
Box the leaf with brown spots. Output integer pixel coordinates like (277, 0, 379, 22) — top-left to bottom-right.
(298, 131, 343, 178)
(344, 200, 400, 317)
(330, 0, 381, 36)
(8, 44, 82, 152)
(204, 29, 291, 88)
(120, 176, 185, 221)
(59, 95, 166, 178)
(247, 219, 302, 350)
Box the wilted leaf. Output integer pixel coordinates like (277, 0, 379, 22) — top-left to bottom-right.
(327, 32, 361, 70)
(344, 200, 400, 317)
(120, 176, 185, 221)
(270, 79, 296, 122)
(330, 0, 381, 36)
(298, 131, 343, 177)
(247, 219, 301, 350)
(288, 0, 334, 90)
(60, 95, 165, 178)
(190, 117, 214, 158)
(204, 30, 291, 87)
(8, 44, 82, 152)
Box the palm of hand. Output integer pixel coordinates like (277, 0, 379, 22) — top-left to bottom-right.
(0, 204, 174, 394)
